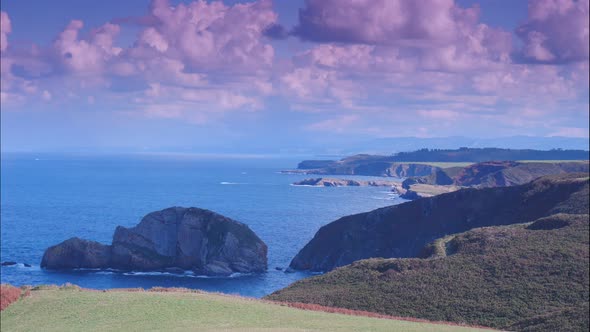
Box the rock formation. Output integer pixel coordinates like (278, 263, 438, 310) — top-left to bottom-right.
(292, 178, 399, 187)
(41, 207, 268, 276)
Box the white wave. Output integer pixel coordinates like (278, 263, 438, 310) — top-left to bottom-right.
(220, 181, 246, 185)
(371, 196, 395, 200)
(123, 271, 173, 276)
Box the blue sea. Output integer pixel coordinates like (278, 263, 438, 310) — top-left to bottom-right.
(1, 153, 404, 297)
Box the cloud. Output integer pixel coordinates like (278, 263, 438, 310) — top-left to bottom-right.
(516, 0, 589, 63)
(292, 0, 511, 56)
(549, 126, 590, 138)
(1, 11, 11, 52)
(131, 0, 277, 71)
(1, 0, 276, 121)
(53, 20, 122, 73)
(1, 0, 589, 139)
(307, 115, 360, 132)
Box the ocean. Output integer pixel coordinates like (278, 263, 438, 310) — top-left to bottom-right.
(0, 153, 404, 298)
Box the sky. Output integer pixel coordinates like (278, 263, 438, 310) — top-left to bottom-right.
(0, 0, 589, 153)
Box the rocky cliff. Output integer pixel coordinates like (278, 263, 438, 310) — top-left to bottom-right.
(41, 207, 267, 276)
(292, 178, 399, 187)
(269, 213, 590, 331)
(405, 160, 589, 188)
(288, 155, 441, 177)
(289, 173, 589, 272)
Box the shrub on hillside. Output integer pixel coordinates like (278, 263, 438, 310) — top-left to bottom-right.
(1, 284, 22, 311)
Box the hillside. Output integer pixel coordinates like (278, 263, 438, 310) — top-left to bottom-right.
(296, 149, 589, 172)
(425, 161, 589, 188)
(0, 286, 490, 332)
(289, 173, 589, 272)
(268, 213, 589, 331)
(292, 152, 589, 188)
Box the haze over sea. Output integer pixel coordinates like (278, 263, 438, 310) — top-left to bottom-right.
(0, 153, 403, 297)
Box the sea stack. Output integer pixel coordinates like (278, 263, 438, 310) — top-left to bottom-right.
(41, 207, 268, 276)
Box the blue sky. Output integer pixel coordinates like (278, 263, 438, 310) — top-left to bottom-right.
(1, 0, 588, 152)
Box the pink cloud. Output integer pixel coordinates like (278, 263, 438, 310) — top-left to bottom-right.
(517, 0, 589, 63)
(0, 11, 11, 53)
(307, 115, 360, 132)
(417, 109, 461, 120)
(294, 0, 459, 44)
(292, 0, 512, 62)
(131, 0, 276, 71)
(53, 20, 122, 73)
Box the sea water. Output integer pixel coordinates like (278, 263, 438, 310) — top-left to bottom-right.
(0, 153, 404, 297)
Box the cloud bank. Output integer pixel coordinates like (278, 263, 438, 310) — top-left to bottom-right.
(0, 0, 588, 138)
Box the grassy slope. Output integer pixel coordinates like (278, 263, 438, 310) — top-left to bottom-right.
(268, 214, 589, 331)
(0, 287, 490, 332)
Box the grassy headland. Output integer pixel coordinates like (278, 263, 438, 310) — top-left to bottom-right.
(0, 285, 492, 332)
(268, 213, 589, 331)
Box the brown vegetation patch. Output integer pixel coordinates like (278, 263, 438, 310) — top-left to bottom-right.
(1, 284, 29, 311)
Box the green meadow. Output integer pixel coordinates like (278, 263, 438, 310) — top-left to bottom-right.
(0, 286, 491, 332)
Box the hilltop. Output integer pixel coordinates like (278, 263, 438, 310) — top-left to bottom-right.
(288, 173, 589, 272)
(267, 174, 590, 330)
(297, 148, 589, 171)
(268, 214, 589, 330)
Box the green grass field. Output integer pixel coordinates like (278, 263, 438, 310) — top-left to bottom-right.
(397, 161, 474, 168)
(397, 160, 588, 169)
(0, 286, 491, 332)
(517, 160, 589, 163)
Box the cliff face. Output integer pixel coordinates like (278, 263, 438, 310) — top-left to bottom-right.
(110, 207, 267, 275)
(41, 207, 268, 276)
(41, 238, 112, 269)
(453, 161, 589, 187)
(292, 178, 399, 187)
(292, 155, 441, 177)
(289, 173, 589, 272)
(269, 213, 590, 331)
(407, 161, 590, 188)
(294, 154, 589, 189)
(302, 162, 440, 177)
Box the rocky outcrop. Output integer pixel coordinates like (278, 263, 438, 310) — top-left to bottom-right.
(452, 161, 589, 187)
(297, 160, 337, 170)
(291, 153, 588, 188)
(287, 155, 442, 178)
(289, 173, 589, 272)
(41, 207, 268, 276)
(41, 238, 111, 269)
(292, 178, 399, 187)
(403, 161, 589, 188)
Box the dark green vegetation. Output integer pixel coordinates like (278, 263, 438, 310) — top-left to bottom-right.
(297, 148, 589, 171)
(269, 174, 590, 331)
(289, 173, 589, 272)
(270, 213, 589, 330)
(404, 160, 589, 188)
(392, 147, 589, 162)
